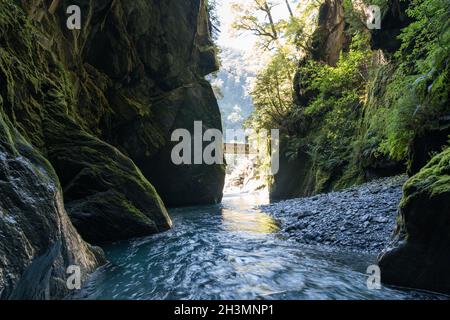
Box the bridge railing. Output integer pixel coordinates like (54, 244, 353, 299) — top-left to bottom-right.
(223, 143, 257, 155)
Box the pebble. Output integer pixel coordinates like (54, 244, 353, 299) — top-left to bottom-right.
(260, 175, 407, 254)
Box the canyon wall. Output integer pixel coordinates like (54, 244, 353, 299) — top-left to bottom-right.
(0, 0, 224, 298)
(271, 0, 448, 201)
(270, 0, 450, 294)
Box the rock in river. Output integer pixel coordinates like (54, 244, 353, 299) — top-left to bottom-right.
(379, 147, 450, 294)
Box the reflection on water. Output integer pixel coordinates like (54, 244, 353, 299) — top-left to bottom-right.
(221, 192, 279, 234)
(221, 209, 279, 234)
(75, 192, 446, 300)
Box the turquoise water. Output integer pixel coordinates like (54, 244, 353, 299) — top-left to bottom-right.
(76, 194, 444, 300)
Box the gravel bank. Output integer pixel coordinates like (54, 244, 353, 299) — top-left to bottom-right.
(260, 176, 407, 254)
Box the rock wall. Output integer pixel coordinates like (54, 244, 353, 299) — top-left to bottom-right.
(22, 0, 225, 207)
(0, 104, 105, 299)
(379, 147, 450, 294)
(271, 0, 353, 200)
(270, 0, 447, 201)
(271, 0, 450, 294)
(0, 0, 224, 298)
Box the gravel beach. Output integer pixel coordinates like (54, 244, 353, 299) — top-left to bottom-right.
(260, 176, 407, 254)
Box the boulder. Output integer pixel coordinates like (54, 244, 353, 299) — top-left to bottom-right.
(379, 147, 450, 294)
(0, 0, 172, 245)
(42, 91, 172, 244)
(54, 0, 225, 207)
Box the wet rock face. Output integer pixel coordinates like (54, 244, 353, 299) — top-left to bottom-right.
(43, 104, 172, 244)
(379, 148, 450, 294)
(8, 0, 222, 237)
(1, 0, 174, 246)
(138, 80, 225, 207)
(0, 111, 105, 299)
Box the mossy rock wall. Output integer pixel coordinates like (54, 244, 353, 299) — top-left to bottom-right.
(270, 0, 448, 201)
(378, 147, 450, 294)
(0, 102, 105, 299)
(18, 0, 225, 207)
(0, 0, 223, 298)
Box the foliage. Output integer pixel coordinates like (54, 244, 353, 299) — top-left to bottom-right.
(212, 48, 256, 133)
(231, 0, 315, 51)
(286, 34, 373, 184)
(368, 0, 450, 161)
(240, 0, 320, 131)
(246, 49, 296, 131)
(206, 0, 221, 40)
(233, 0, 449, 193)
(231, 0, 283, 51)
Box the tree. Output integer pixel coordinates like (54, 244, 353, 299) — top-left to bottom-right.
(231, 0, 281, 50)
(232, 1, 321, 131)
(48, 0, 61, 14)
(247, 51, 296, 130)
(206, 0, 221, 40)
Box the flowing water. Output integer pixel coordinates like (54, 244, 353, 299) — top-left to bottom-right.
(76, 193, 444, 300)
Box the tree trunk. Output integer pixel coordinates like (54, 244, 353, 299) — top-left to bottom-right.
(285, 0, 294, 17)
(263, 1, 278, 40)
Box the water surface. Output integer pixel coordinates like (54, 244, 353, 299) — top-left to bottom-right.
(76, 193, 444, 300)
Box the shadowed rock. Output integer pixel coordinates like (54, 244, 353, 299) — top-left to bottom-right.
(0, 109, 105, 299)
(379, 147, 450, 294)
(0, 0, 222, 298)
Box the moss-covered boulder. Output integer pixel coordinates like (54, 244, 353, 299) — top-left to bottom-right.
(378, 147, 450, 294)
(42, 89, 172, 244)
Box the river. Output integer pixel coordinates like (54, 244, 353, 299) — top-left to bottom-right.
(75, 192, 444, 300)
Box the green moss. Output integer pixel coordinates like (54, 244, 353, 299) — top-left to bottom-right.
(0, 0, 173, 244)
(371, 0, 450, 161)
(401, 147, 450, 208)
(39, 86, 172, 240)
(0, 0, 54, 149)
(282, 35, 373, 192)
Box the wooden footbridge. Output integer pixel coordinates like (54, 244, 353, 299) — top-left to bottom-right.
(223, 143, 257, 155)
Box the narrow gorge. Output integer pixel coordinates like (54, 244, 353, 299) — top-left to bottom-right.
(0, 0, 449, 300)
